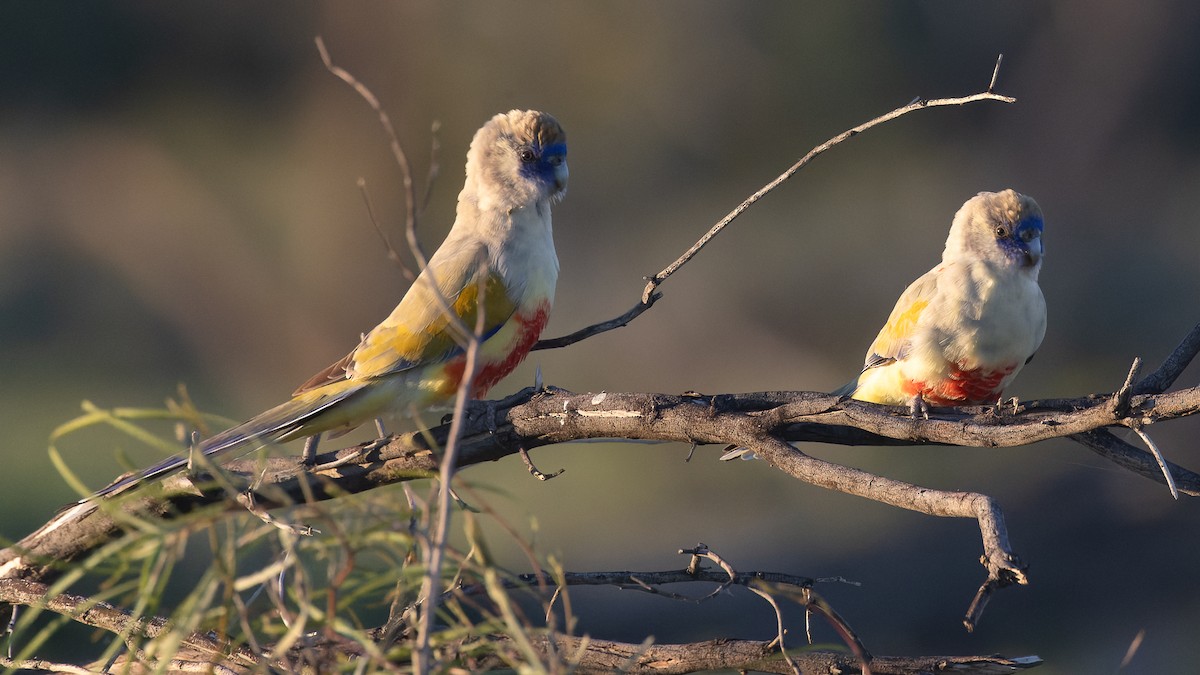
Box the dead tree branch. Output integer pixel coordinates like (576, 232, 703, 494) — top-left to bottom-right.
(5, 322, 1198, 631)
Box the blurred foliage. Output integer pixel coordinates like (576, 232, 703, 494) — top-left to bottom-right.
(2, 3, 1200, 672)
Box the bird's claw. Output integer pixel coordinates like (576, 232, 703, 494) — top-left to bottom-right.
(991, 396, 1020, 416)
(301, 434, 321, 466)
(463, 399, 500, 433)
(909, 394, 931, 420)
(535, 384, 570, 398)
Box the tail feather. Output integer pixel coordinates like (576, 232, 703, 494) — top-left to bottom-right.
(88, 386, 362, 500)
(831, 377, 859, 398)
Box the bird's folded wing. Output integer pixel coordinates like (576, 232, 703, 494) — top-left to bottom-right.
(860, 267, 941, 371)
(295, 244, 517, 393)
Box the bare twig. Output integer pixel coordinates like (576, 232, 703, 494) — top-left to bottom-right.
(1133, 320, 1200, 394)
(419, 120, 441, 215)
(317, 38, 497, 674)
(414, 257, 489, 674)
(358, 178, 415, 279)
(1131, 425, 1178, 500)
(759, 581, 873, 673)
(318, 37, 480, 353)
(533, 72, 1016, 351)
(745, 587, 801, 675)
(1110, 357, 1141, 417)
(1120, 629, 1146, 670)
(988, 53, 1004, 92)
(518, 446, 564, 481)
(315, 36, 417, 254)
(508, 567, 818, 594)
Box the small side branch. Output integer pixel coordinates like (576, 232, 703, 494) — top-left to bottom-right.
(534, 73, 1016, 351)
(740, 436, 1023, 630)
(1133, 320, 1200, 394)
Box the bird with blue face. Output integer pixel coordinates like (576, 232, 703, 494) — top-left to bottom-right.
(835, 189, 1046, 416)
(86, 109, 568, 500)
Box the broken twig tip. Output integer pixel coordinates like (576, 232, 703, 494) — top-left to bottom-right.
(989, 54, 1004, 92)
(1132, 426, 1179, 500)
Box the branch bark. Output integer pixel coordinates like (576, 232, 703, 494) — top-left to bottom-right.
(523, 634, 1041, 675)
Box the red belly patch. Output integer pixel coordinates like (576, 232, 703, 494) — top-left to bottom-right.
(442, 302, 551, 398)
(901, 362, 1017, 406)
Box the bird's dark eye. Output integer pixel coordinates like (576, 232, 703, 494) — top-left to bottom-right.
(994, 225, 1010, 238)
(517, 147, 537, 163)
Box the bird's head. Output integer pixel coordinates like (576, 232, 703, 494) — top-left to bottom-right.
(466, 109, 568, 211)
(946, 189, 1044, 272)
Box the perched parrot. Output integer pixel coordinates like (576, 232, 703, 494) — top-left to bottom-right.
(721, 189, 1044, 462)
(836, 189, 1046, 415)
(90, 109, 568, 499)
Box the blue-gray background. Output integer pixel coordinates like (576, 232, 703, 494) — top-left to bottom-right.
(2, 3, 1198, 672)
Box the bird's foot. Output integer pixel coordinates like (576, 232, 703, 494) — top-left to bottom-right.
(301, 434, 321, 466)
(909, 394, 931, 420)
(309, 436, 389, 472)
(463, 399, 501, 433)
(991, 396, 1021, 417)
(535, 383, 571, 399)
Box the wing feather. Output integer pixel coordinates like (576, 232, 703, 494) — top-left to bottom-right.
(295, 242, 517, 393)
(860, 266, 941, 371)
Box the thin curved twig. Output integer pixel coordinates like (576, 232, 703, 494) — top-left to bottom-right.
(534, 63, 1016, 351)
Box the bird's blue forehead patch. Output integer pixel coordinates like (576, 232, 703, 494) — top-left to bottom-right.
(540, 141, 567, 157)
(1016, 212, 1044, 234)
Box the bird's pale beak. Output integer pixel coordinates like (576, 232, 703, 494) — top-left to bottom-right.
(553, 161, 569, 194)
(1022, 236, 1043, 267)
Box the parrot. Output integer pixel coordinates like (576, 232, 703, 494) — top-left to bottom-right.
(720, 189, 1045, 463)
(89, 109, 568, 499)
(836, 188, 1046, 416)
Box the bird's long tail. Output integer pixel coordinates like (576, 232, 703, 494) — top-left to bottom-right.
(88, 386, 363, 500)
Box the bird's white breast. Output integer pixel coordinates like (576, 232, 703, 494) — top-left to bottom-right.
(934, 261, 1046, 370)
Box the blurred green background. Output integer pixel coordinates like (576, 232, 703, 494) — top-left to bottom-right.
(3, 2, 1199, 671)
